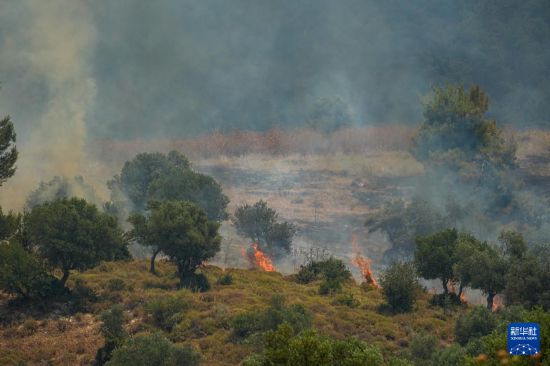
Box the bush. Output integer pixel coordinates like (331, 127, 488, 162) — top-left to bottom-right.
(455, 306, 497, 346)
(0, 243, 66, 301)
(409, 333, 438, 362)
(244, 322, 387, 366)
(332, 293, 360, 308)
(216, 273, 233, 285)
(296, 257, 352, 295)
(379, 261, 420, 312)
(95, 305, 126, 366)
(430, 344, 466, 366)
(145, 297, 188, 332)
(180, 272, 210, 292)
(105, 333, 200, 366)
(231, 295, 311, 340)
(106, 278, 126, 292)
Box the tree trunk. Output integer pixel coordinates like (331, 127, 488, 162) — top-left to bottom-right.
(442, 279, 449, 294)
(486, 293, 494, 311)
(150, 248, 161, 274)
(60, 269, 70, 286)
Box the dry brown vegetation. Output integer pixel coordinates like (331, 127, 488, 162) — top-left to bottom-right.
(93, 125, 416, 165)
(0, 260, 461, 365)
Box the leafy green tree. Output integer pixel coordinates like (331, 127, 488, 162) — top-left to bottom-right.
(105, 333, 200, 366)
(0, 242, 59, 300)
(109, 151, 228, 220)
(129, 201, 221, 287)
(233, 200, 296, 257)
(504, 246, 550, 310)
(24, 198, 129, 285)
(379, 261, 420, 312)
(498, 230, 527, 259)
(411, 85, 516, 171)
(306, 96, 353, 133)
(465, 244, 507, 310)
(0, 115, 17, 186)
(414, 229, 459, 294)
(453, 233, 486, 298)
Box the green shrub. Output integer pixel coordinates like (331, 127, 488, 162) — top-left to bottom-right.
(105, 333, 200, 366)
(332, 293, 360, 308)
(409, 333, 438, 362)
(180, 272, 210, 292)
(455, 306, 496, 346)
(430, 344, 466, 366)
(216, 273, 233, 285)
(319, 279, 342, 295)
(244, 322, 386, 366)
(0, 243, 65, 301)
(106, 278, 126, 292)
(231, 295, 311, 340)
(295, 264, 317, 284)
(71, 278, 98, 311)
(145, 296, 188, 332)
(379, 261, 420, 313)
(297, 257, 352, 295)
(95, 305, 126, 366)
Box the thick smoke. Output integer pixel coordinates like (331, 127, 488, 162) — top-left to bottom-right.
(0, 0, 549, 209)
(0, 0, 98, 209)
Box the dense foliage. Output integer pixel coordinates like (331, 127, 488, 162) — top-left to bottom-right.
(233, 200, 296, 258)
(0, 115, 17, 186)
(108, 151, 228, 221)
(105, 333, 200, 366)
(129, 200, 221, 289)
(295, 257, 352, 295)
(379, 261, 420, 313)
(24, 198, 129, 285)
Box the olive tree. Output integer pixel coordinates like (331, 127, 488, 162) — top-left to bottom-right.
(129, 201, 221, 289)
(24, 198, 129, 285)
(233, 200, 296, 258)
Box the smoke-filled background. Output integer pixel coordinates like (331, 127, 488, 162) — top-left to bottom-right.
(0, 0, 549, 210)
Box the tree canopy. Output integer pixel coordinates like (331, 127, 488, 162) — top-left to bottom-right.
(109, 151, 228, 221)
(129, 200, 221, 289)
(233, 200, 296, 258)
(24, 198, 129, 285)
(414, 228, 459, 294)
(0, 115, 17, 186)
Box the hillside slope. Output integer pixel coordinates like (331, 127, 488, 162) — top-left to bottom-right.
(0, 260, 462, 365)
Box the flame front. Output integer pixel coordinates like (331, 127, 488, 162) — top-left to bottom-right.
(492, 295, 503, 312)
(241, 244, 276, 272)
(350, 234, 379, 288)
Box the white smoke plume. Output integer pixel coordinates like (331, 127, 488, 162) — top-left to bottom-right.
(0, 0, 98, 209)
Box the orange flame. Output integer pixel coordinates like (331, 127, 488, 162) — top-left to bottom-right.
(492, 295, 503, 312)
(241, 244, 276, 272)
(350, 234, 379, 288)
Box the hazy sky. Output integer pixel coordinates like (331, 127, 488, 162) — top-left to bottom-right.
(0, 0, 549, 143)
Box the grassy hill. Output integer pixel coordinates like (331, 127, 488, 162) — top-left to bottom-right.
(0, 260, 463, 365)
